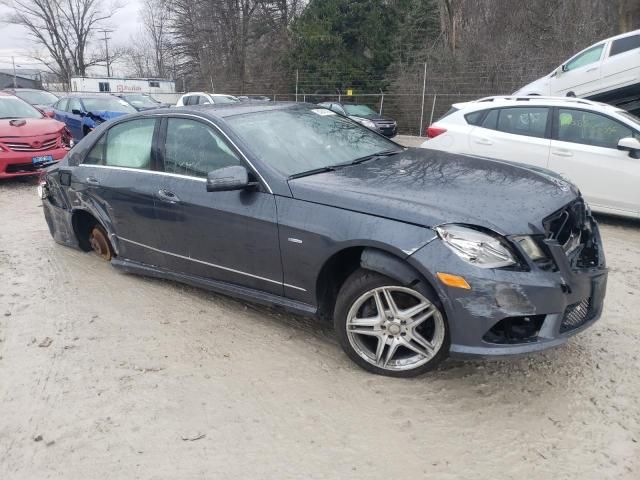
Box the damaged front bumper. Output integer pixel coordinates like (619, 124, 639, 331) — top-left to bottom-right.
(409, 213, 608, 358)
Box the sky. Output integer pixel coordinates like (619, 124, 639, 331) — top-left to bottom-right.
(0, 1, 142, 77)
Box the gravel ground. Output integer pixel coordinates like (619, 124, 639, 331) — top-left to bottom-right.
(1, 148, 639, 479)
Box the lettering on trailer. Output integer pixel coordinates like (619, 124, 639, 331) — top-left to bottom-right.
(116, 84, 143, 93)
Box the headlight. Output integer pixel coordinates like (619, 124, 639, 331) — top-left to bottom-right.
(513, 236, 546, 261)
(436, 224, 516, 269)
(352, 117, 377, 130)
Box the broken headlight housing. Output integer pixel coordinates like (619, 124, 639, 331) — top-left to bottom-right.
(436, 224, 516, 269)
(513, 236, 546, 261)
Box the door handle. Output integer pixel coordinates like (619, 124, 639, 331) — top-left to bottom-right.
(475, 138, 493, 145)
(552, 149, 573, 157)
(157, 189, 180, 203)
(86, 176, 100, 185)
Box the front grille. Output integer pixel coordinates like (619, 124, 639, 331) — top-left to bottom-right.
(542, 199, 600, 269)
(560, 298, 593, 333)
(4, 137, 59, 152)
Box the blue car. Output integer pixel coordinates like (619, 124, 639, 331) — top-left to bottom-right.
(52, 95, 137, 141)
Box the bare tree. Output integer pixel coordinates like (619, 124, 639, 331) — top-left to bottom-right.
(141, 0, 170, 77)
(3, 0, 121, 84)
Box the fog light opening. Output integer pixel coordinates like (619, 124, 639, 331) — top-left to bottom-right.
(483, 315, 546, 344)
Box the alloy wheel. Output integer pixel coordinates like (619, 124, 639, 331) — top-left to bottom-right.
(345, 286, 445, 372)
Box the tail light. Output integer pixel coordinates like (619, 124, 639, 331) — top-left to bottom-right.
(426, 125, 447, 138)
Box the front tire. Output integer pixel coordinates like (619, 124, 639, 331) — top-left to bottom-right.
(334, 269, 449, 377)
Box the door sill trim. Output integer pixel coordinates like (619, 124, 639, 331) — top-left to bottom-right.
(111, 257, 317, 317)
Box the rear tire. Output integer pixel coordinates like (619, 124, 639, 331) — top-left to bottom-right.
(334, 268, 450, 377)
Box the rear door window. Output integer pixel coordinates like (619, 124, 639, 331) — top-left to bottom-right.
(84, 119, 157, 168)
(496, 107, 549, 138)
(67, 98, 82, 113)
(610, 35, 640, 57)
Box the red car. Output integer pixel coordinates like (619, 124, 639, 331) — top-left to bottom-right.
(0, 92, 71, 179)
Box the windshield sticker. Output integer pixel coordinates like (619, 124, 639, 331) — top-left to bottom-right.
(311, 108, 336, 116)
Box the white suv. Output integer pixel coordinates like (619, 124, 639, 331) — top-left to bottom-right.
(176, 92, 240, 106)
(420, 96, 640, 219)
(515, 30, 640, 101)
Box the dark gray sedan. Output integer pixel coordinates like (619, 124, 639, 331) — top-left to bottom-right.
(39, 102, 608, 377)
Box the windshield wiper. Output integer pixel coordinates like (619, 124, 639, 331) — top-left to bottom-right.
(288, 165, 338, 180)
(346, 149, 403, 166)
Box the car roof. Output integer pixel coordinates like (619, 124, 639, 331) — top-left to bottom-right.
(180, 101, 301, 118)
(58, 94, 115, 99)
(453, 96, 622, 114)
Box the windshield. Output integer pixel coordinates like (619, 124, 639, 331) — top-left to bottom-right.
(14, 90, 58, 106)
(214, 95, 240, 104)
(123, 94, 159, 107)
(0, 97, 43, 119)
(343, 104, 378, 117)
(227, 107, 399, 177)
(82, 97, 136, 113)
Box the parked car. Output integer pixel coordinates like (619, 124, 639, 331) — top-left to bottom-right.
(0, 93, 70, 179)
(420, 96, 640, 219)
(175, 92, 240, 106)
(514, 29, 640, 102)
(2, 88, 58, 117)
(112, 93, 171, 111)
(237, 95, 271, 102)
(318, 102, 398, 137)
(39, 102, 607, 377)
(52, 95, 136, 140)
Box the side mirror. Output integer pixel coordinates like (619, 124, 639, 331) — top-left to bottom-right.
(206, 165, 257, 192)
(617, 137, 640, 159)
(72, 109, 85, 116)
(561, 64, 569, 73)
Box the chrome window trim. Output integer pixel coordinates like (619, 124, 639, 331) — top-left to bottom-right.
(118, 236, 306, 292)
(78, 163, 207, 182)
(78, 112, 273, 193)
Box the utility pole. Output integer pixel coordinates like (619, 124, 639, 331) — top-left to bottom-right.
(12, 56, 17, 88)
(99, 30, 113, 77)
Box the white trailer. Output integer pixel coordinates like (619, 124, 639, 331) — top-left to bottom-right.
(70, 77, 175, 94)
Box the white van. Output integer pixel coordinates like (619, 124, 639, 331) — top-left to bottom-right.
(515, 30, 640, 101)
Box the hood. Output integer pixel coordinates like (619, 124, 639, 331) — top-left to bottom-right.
(513, 75, 552, 96)
(0, 117, 65, 138)
(287, 149, 579, 235)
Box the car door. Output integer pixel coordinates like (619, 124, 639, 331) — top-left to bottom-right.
(468, 107, 551, 168)
(79, 117, 166, 264)
(66, 97, 85, 140)
(548, 108, 640, 215)
(600, 34, 640, 93)
(153, 116, 283, 295)
(551, 44, 605, 97)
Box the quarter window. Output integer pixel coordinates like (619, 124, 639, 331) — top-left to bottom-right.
(610, 35, 640, 57)
(496, 107, 549, 138)
(163, 118, 241, 178)
(84, 119, 156, 168)
(557, 109, 635, 149)
(464, 110, 484, 126)
(565, 44, 604, 71)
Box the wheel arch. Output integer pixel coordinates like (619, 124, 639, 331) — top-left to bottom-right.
(71, 208, 118, 254)
(315, 245, 441, 321)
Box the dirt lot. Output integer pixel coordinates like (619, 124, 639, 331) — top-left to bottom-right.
(1, 154, 639, 479)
